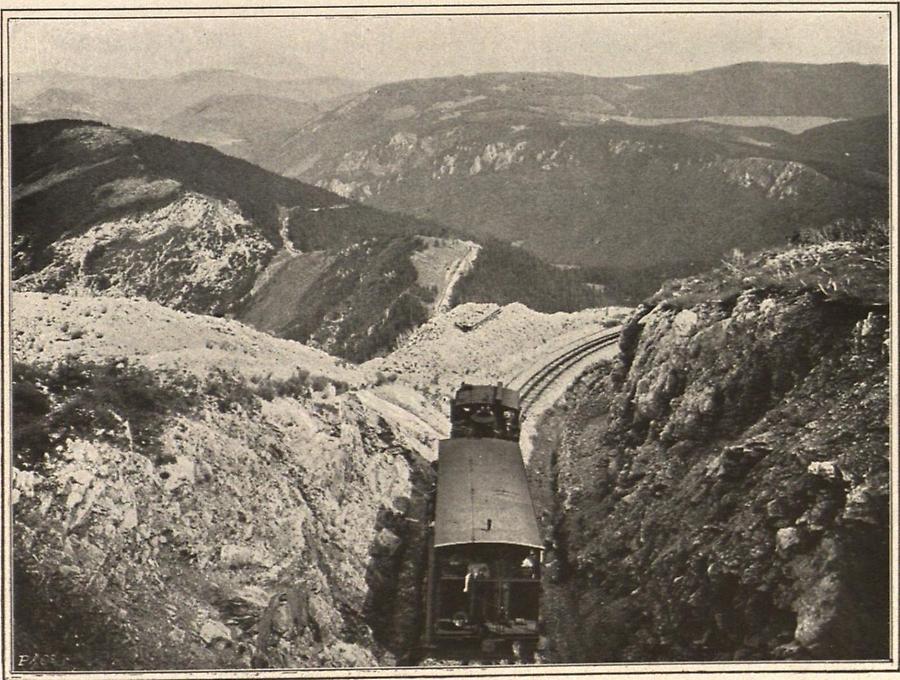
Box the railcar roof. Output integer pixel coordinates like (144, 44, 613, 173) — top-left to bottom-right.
(434, 438, 542, 549)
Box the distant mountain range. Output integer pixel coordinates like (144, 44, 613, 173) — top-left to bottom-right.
(10, 62, 890, 307)
(11, 120, 605, 360)
(154, 94, 325, 165)
(13, 62, 888, 165)
(264, 65, 887, 283)
(10, 68, 367, 156)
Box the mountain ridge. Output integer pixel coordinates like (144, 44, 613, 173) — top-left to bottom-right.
(11, 119, 607, 360)
(11, 68, 369, 138)
(275, 108, 886, 287)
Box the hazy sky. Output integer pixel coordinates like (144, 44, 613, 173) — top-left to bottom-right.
(9, 10, 891, 83)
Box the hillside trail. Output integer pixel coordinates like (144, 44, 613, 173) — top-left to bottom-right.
(248, 207, 304, 298)
(278, 207, 302, 256)
(433, 241, 480, 314)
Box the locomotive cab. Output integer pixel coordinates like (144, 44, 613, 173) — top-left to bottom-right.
(450, 383, 521, 441)
(424, 384, 542, 661)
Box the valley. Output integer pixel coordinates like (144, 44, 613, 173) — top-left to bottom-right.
(11, 119, 606, 361)
(266, 69, 887, 294)
(8, 54, 893, 671)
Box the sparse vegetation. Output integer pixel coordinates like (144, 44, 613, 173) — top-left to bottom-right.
(279, 235, 436, 362)
(451, 239, 605, 312)
(203, 368, 261, 414)
(13, 355, 353, 472)
(647, 215, 890, 309)
(12, 358, 197, 469)
(373, 371, 399, 387)
(792, 216, 889, 248)
(206, 365, 351, 411)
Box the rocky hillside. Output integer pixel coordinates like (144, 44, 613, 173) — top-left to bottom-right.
(11, 289, 636, 671)
(13, 119, 606, 360)
(268, 69, 887, 291)
(11, 120, 442, 287)
(366, 301, 629, 409)
(11, 292, 447, 671)
(527, 225, 890, 661)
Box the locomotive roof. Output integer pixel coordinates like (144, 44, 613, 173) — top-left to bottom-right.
(453, 384, 520, 410)
(433, 438, 542, 549)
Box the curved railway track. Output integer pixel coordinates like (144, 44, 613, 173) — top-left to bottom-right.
(515, 327, 621, 414)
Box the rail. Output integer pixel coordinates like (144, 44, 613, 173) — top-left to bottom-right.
(515, 327, 621, 415)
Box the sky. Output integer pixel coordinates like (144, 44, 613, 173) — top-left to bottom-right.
(8, 10, 892, 84)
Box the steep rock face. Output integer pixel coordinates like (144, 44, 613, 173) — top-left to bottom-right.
(12, 293, 440, 670)
(528, 239, 889, 662)
(17, 192, 275, 315)
(315, 129, 839, 206)
(290, 117, 886, 276)
(267, 68, 888, 284)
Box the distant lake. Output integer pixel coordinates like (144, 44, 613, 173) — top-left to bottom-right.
(609, 115, 841, 134)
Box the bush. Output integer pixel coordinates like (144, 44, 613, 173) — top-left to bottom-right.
(250, 367, 313, 401)
(273, 367, 311, 399)
(203, 368, 259, 413)
(793, 217, 889, 247)
(309, 375, 330, 393)
(12, 358, 196, 469)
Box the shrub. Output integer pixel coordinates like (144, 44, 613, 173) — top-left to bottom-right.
(794, 217, 889, 247)
(254, 381, 276, 402)
(274, 368, 311, 399)
(12, 358, 196, 470)
(249, 367, 313, 401)
(310, 375, 330, 393)
(203, 368, 259, 413)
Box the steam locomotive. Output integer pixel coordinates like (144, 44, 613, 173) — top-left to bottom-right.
(422, 383, 543, 662)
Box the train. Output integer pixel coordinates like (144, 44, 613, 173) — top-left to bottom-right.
(422, 383, 544, 662)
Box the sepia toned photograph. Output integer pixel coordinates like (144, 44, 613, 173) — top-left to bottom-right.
(1, 1, 897, 675)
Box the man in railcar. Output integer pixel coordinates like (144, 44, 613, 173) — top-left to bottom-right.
(520, 551, 539, 578)
(464, 562, 490, 626)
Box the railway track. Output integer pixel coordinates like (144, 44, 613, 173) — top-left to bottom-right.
(515, 327, 622, 415)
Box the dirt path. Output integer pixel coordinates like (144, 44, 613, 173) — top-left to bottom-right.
(433, 242, 480, 314)
(278, 206, 302, 256)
